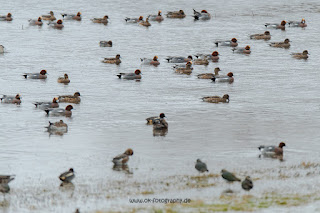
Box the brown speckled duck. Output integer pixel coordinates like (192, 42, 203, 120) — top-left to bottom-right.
(269, 38, 290, 48)
(42, 11, 56, 21)
(174, 61, 193, 75)
(202, 94, 229, 103)
(291, 50, 309, 59)
(197, 67, 221, 79)
(100, 40, 112, 47)
(166, 10, 186, 18)
(139, 17, 151, 27)
(58, 92, 81, 104)
(29, 17, 43, 26)
(102, 54, 121, 64)
(112, 149, 134, 165)
(91, 15, 109, 24)
(146, 113, 166, 125)
(193, 57, 209, 65)
(250, 31, 271, 40)
(57, 74, 70, 84)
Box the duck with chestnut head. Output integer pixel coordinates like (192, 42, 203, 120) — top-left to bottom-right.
(141, 56, 160, 66)
(112, 149, 134, 165)
(1, 94, 21, 104)
(117, 69, 142, 80)
(48, 19, 64, 29)
(29, 17, 43, 26)
(215, 38, 238, 47)
(44, 105, 73, 117)
(211, 72, 234, 83)
(233, 45, 251, 54)
(61, 12, 81, 21)
(125, 16, 143, 23)
(23, 70, 47, 79)
(193, 9, 211, 20)
(258, 142, 286, 158)
(34, 97, 59, 109)
(0, 13, 12, 21)
(265, 20, 286, 30)
(288, 18, 307, 28)
(148, 10, 164, 22)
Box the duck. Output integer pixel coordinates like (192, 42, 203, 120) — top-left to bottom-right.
(202, 94, 229, 103)
(166, 10, 186, 18)
(44, 105, 73, 117)
(153, 116, 168, 130)
(221, 169, 241, 182)
(269, 38, 290, 48)
(233, 45, 251, 54)
(146, 113, 166, 125)
(125, 16, 143, 23)
(211, 51, 220, 62)
(193, 9, 211, 20)
(148, 10, 164, 22)
(102, 54, 121, 64)
(0, 175, 15, 193)
(139, 17, 151, 27)
(0, 94, 21, 104)
(58, 92, 81, 104)
(91, 15, 109, 24)
(48, 19, 64, 29)
(197, 67, 221, 79)
(34, 97, 59, 109)
(112, 149, 134, 165)
(23, 70, 47, 79)
(29, 17, 43, 26)
(100, 40, 112, 47)
(215, 38, 238, 47)
(141, 56, 160, 66)
(117, 69, 141, 80)
(57, 74, 70, 84)
(61, 12, 81, 21)
(265, 20, 286, 30)
(258, 142, 286, 157)
(175, 61, 193, 74)
(0, 45, 4, 53)
(193, 57, 209, 65)
(242, 176, 253, 191)
(291, 50, 309, 59)
(41, 11, 56, 21)
(211, 72, 234, 83)
(195, 159, 209, 173)
(250, 31, 271, 40)
(0, 13, 12, 21)
(166, 55, 192, 63)
(46, 120, 68, 134)
(59, 168, 75, 183)
(288, 19, 307, 28)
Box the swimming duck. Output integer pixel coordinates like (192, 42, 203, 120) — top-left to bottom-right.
(59, 168, 75, 182)
(125, 16, 143, 23)
(197, 67, 220, 79)
(0, 94, 21, 104)
(233, 45, 251, 54)
(291, 50, 309, 59)
(139, 17, 151, 27)
(193, 9, 211, 20)
(100, 40, 112, 47)
(215, 38, 238, 47)
(265, 20, 286, 30)
(23, 70, 47, 79)
(242, 176, 253, 191)
(0, 45, 4, 53)
(211, 51, 219, 62)
(45, 105, 73, 117)
(202, 94, 229, 103)
(0, 13, 12, 21)
(250, 31, 271, 40)
(117, 69, 142, 80)
(153, 116, 168, 130)
(61, 12, 81, 21)
(112, 149, 134, 165)
(166, 10, 186, 18)
(29, 17, 43, 26)
(193, 57, 209, 65)
(34, 97, 59, 109)
(211, 72, 234, 83)
(269, 38, 290, 48)
(41, 11, 56, 21)
(175, 61, 193, 75)
(0, 175, 15, 193)
(146, 113, 166, 125)
(57, 74, 70, 84)
(102, 54, 121, 64)
(221, 169, 241, 182)
(141, 56, 160, 66)
(48, 19, 64, 29)
(91, 15, 109, 24)
(195, 159, 209, 173)
(166, 55, 193, 63)
(288, 19, 307, 28)
(258, 142, 286, 157)
(148, 10, 164, 22)
(46, 120, 68, 134)
(58, 92, 81, 104)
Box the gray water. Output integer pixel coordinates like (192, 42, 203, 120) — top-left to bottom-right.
(1, 0, 320, 212)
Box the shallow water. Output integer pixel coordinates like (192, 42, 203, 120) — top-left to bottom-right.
(1, 0, 320, 212)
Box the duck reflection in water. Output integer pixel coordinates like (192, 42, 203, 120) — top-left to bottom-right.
(112, 164, 133, 174)
(59, 182, 75, 193)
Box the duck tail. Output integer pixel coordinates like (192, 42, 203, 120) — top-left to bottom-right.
(44, 109, 50, 115)
(22, 74, 28, 78)
(117, 74, 122, 79)
(215, 42, 219, 47)
(61, 14, 66, 18)
(211, 77, 216, 82)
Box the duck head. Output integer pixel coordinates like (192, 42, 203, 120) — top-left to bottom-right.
(153, 56, 158, 61)
(158, 10, 162, 16)
(69, 168, 74, 172)
(301, 18, 305, 24)
(57, 19, 63, 24)
(74, 92, 81, 97)
(279, 142, 286, 148)
(116, 54, 121, 59)
(135, 69, 141, 75)
(159, 113, 166, 118)
(103, 15, 109, 19)
(77, 12, 81, 17)
(196, 159, 202, 163)
(139, 16, 143, 21)
(15, 94, 21, 99)
(107, 40, 112, 45)
(7, 13, 12, 18)
(187, 55, 193, 60)
(38, 17, 42, 22)
(227, 72, 233, 77)
(50, 11, 54, 15)
(281, 20, 286, 26)
(179, 10, 185, 15)
(64, 73, 69, 79)
(65, 105, 73, 111)
(201, 10, 208, 13)
(53, 97, 58, 103)
(124, 148, 134, 156)
(245, 45, 250, 50)
(284, 38, 290, 43)
(223, 94, 229, 100)
(40, 70, 47, 75)
(265, 31, 270, 35)
(212, 51, 219, 56)
(231, 38, 237, 43)
(303, 50, 309, 55)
